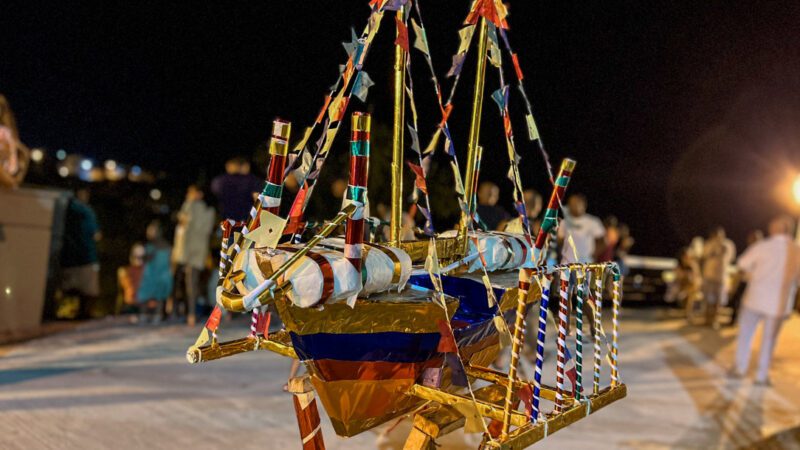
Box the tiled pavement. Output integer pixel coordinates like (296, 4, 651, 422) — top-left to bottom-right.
(1, 309, 799, 449)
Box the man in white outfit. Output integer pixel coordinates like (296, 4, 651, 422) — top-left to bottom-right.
(732, 216, 800, 385)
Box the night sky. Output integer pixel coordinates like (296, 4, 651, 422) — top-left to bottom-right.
(4, 1, 800, 256)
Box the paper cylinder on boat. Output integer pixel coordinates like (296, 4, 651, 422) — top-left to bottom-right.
(236, 240, 413, 307)
(441, 230, 532, 272)
(237, 247, 360, 308)
(320, 238, 412, 295)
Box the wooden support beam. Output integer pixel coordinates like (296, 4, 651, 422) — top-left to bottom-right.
(403, 384, 509, 449)
(465, 365, 571, 405)
(187, 329, 297, 363)
(407, 384, 529, 428)
(496, 384, 627, 449)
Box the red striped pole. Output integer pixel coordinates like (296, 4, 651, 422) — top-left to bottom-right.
(555, 275, 570, 413)
(344, 112, 371, 272)
(503, 158, 576, 435)
(262, 118, 292, 216)
(250, 118, 291, 337)
(288, 377, 326, 450)
(534, 158, 576, 255)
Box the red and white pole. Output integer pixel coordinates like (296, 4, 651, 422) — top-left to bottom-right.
(262, 118, 291, 215)
(344, 112, 371, 272)
(250, 118, 291, 337)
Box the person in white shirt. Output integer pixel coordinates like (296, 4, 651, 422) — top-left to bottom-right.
(732, 216, 800, 385)
(556, 194, 605, 338)
(559, 194, 606, 264)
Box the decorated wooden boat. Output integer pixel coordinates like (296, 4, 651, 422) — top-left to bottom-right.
(187, 1, 626, 447)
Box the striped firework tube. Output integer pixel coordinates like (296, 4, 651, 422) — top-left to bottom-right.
(575, 269, 586, 401)
(248, 119, 292, 336)
(262, 118, 292, 215)
(501, 266, 532, 436)
(344, 112, 371, 272)
(592, 268, 605, 395)
(534, 159, 576, 256)
(232, 118, 293, 259)
(610, 271, 621, 387)
(218, 219, 237, 281)
(505, 159, 575, 431)
(555, 273, 569, 413)
(531, 275, 552, 422)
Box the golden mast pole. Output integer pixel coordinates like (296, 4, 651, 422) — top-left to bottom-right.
(459, 17, 489, 255)
(390, 7, 407, 246)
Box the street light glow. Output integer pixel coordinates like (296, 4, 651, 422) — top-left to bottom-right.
(793, 174, 800, 205)
(30, 148, 44, 163)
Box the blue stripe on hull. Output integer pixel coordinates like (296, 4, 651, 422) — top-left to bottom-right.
(290, 331, 441, 363)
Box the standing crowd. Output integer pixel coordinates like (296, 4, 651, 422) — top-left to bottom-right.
(116, 157, 262, 325)
(668, 217, 800, 385)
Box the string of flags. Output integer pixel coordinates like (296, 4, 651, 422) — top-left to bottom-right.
(284, 7, 387, 236)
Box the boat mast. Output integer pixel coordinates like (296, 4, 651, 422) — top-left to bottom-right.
(390, 7, 407, 246)
(459, 17, 489, 254)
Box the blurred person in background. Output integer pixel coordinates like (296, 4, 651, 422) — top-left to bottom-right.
(137, 220, 173, 324)
(615, 222, 635, 275)
(666, 247, 703, 322)
(555, 194, 604, 337)
(476, 181, 509, 231)
(117, 243, 145, 319)
(0, 94, 30, 188)
(174, 184, 216, 326)
(211, 156, 262, 222)
(727, 230, 765, 326)
(60, 188, 102, 319)
(504, 188, 542, 235)
(598, 215, 620, 262)
(731, 216, 800, 385)
(701, 226, 736, 329)
(559, 193, 605, 264)
(171, 203, 188, 320)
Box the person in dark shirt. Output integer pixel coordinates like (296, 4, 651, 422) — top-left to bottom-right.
(60, 188, 101, 318)
(210, 156, 263, 222)
(475, 181, 510, 231)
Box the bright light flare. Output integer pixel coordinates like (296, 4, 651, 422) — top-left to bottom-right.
(793, 174, 800, 205)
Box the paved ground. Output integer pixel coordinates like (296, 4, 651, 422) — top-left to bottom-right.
(1, 307, 800, 449)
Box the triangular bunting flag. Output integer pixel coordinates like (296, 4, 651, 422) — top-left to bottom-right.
(352, 71, 375, 102)
(395, 16, 409, 52)
(491, 86, 509, 113)
(457, 25, 476, 55)
(407, 161, 428, 194)
(488, 23, 502, 67)
(446, 53, 467, 78)
(407, 124, 420, 154)
(526, 113, 540, 141)
(342, 27, 359, 57)
(410, 18, 429, 55)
